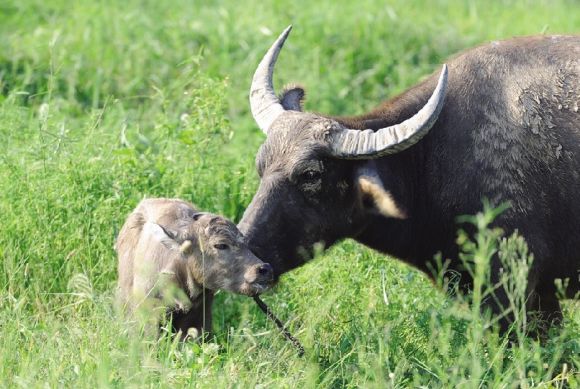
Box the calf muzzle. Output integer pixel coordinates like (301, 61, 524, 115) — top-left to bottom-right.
(244, 263, 274, 289)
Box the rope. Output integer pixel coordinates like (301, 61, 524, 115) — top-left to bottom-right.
(253, 295, 305, 357)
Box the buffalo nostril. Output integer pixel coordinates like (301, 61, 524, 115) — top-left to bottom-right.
(258, 263, 273, 277)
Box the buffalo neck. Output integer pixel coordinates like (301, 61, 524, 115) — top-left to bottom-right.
(332, 74, 458, 275)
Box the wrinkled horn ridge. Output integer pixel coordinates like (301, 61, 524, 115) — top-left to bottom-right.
(249, 25, 293, 133)
(330, 64, 449, 159)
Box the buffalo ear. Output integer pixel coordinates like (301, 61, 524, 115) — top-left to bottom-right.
(279, 84, 306, 111)
(355, 163, 406, 219)
(358, 177, 406, 219)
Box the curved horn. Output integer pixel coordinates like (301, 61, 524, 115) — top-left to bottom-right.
(249, 25, 292, 133)
(330, 64, 448, 159)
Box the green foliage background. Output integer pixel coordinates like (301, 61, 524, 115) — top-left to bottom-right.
(0, 0, 578, 387)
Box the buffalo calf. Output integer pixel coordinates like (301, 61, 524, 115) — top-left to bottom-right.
(116, 198, 273, 339)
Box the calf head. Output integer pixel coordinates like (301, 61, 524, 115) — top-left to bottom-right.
(151, 213, 273, 296)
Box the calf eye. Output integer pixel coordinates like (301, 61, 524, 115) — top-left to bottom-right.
(214, 243, 229, 250)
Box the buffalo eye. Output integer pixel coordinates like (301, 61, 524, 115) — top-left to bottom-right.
(214, 243, 229, 250)
(300, 169, 322, 182)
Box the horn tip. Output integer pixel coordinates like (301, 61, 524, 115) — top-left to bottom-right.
(440, 64, 448, 80)
(281, 25, 293, 38)
(434, 64, 449, 96)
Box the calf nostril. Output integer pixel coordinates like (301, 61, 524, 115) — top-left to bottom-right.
(258, 263, 273, 277)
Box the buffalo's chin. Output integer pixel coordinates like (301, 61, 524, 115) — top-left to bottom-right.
(269, 256, 303, 279)
(245, 242, 319, 279)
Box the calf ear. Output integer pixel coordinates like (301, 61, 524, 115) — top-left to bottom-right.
(179, 240, 194, 255)
(279, 84, 306, 111)
(143, 222, 181, 250)
(158, 224, 178, 240)
(355, 164, 406, 219)
(192, 212, 206, 221)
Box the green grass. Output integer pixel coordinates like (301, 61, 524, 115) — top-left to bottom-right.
(0, 0, 578, 387)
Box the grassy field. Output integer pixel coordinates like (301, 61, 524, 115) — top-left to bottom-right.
(0, 0, 579, 387)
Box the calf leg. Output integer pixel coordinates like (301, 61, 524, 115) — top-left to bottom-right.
(171, 291, 214, 341)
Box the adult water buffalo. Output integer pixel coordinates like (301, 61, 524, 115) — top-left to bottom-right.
(238, 26, 579, 331)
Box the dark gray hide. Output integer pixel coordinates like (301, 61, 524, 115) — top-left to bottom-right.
(239, 29, 580, 332)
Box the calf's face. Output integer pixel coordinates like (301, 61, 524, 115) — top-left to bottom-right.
(155, 213, 274, 296)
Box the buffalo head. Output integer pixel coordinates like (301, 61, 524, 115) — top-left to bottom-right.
(238, 26, 448, 277)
